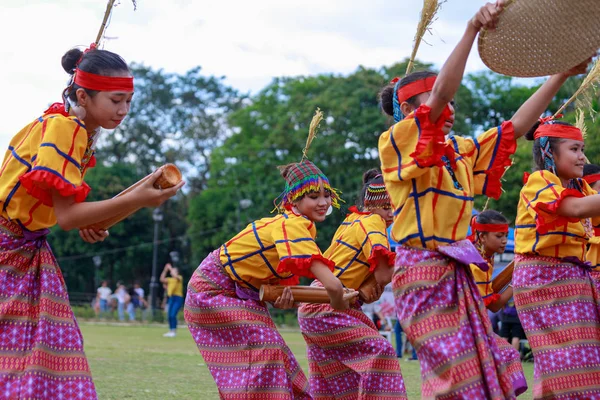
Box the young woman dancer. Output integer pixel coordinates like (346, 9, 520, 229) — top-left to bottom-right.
(377, 0, 590, 396)
(184, 160, 356, 399)
(298, 169, 406, 399)
(0, 46, 183, 399)
(514, 121, 600, 398)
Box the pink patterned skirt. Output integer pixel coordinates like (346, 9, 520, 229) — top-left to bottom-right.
(513, 254, 600, 399)
(0, 217, 96, 399)
(393, 244, 527, 399)
(184, 249, 311, 399)
(298, 280, 406, 400)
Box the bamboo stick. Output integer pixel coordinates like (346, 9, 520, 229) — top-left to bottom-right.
(259, 285, 358, 304)
(491, 260, 514, 293)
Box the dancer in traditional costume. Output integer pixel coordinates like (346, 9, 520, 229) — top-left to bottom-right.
(185, 160, 355, 399)
(298, 169, 406, 400)
(583, 163, 600, 285)
(0, 47, 183, 399)
(468, 210, 527, 394)
(376, 1, 590, 397)
(514, 121, 600, 399)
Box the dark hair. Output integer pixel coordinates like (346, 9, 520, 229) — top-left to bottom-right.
(583, 163, 600, 176)
(475, 209, 508, 227)
(524, 120, 574, 171)
(277, 163, 296, 180)
(378, 71, 437, 117)
(357, 168, 384, 208)
(62, 47, 130, 103)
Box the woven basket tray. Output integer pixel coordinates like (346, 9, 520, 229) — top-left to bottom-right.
(478, 0, 600, 77)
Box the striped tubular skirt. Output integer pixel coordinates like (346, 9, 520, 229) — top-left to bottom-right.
(393, 244, 527, 399)
(298, 280, 406, 400)
(513, 254, 600, 399)
(184, 249, 311, 399)
(0, 217, 97, 399)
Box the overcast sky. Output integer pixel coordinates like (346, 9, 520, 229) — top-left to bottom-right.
(1, 0, 530, 152)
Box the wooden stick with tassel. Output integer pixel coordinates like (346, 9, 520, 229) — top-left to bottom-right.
(94, 0, 138, 47)
(405, 0, 445, 76)
(554, 58, 600, 118)
(301, 108, 324, 162)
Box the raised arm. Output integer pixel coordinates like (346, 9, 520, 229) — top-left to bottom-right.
(510, 58, 592, 138)
(426, 1, 505, 122)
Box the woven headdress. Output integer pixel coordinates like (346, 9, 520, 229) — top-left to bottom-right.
(362, 179, 391, 211)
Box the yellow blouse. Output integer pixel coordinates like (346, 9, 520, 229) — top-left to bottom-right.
(324, 206, 395, 290)
(469, 254, 499, 306)
(0, 112, 94, 231)
(378, 104, 516, 250)
(515, 170, 598, 260)
(220, 211, 333, 290)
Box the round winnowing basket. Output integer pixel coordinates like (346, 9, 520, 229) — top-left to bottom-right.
(478, 0, 600, 77)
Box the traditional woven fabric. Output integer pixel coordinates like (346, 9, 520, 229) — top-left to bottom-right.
(324, 206, 395, 289)
(515, 170, 598, 260)
(0, 217, 97, 399)
(298, 280, 406, 400)
(220, 211, 334, 290)
(378, 105, 516, 250)
(278, 160, 341, 210)
(185, 250, 311, 399)
(363, 182, 391, 211)
(513, 254, 600, 399)
(0, 111, 95, 231)
(393, 245, 526, 399)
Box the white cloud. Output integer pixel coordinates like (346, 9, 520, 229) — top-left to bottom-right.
(0, 0, 529, 152)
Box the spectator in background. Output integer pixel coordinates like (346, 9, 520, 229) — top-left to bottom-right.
(160, 263, 184, 337)
(114, 281, 129, 322)
(126, 284, 141, 322)
(499, 296, 526, 352)
(96, 281, 112, 317)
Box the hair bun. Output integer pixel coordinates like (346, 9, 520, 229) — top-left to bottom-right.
(278, 163, 297, 180)
(61, 48, 83, 75)
(362, 169, 381, 184)
(524, 120, 541, 141)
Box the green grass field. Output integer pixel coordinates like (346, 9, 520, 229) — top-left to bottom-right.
(81, 323, 535, 399)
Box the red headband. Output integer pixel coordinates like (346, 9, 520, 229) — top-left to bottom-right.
(74, 69, 134, 92)
(584, 173, 600, 185)
(396, 76, 436, 103)
(472, 221, 509, 233)
(533, 124, 583, 141)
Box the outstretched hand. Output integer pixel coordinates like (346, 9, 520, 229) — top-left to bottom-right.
(79, 228, 109, 243)
(131, 168, 186, 209)
(561, 56, 595, 78)
(471, 0, 505, 31)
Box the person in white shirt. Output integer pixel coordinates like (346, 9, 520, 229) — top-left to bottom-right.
(96, 281, 112, 316)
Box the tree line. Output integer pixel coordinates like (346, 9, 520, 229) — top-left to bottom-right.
(51, 59, 599, 293)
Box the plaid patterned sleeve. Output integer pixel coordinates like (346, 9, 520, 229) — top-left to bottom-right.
(360, 215, 395, 272)
(272, 214, 334, 278)
(19, 116, 90, 206)
(457, 121, 517, 200)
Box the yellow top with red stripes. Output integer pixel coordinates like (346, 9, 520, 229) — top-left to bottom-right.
(219, 211, 334, 291)
(0, 113, 95, 231)
(515, 170, 599, 260)
(378, 104, 516, 250)
(324, 206, 395, 290)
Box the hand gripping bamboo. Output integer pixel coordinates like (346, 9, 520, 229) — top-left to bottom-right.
(85, 164, 181, 230)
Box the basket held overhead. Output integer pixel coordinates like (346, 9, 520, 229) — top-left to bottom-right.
(478, 0, 600, 77)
